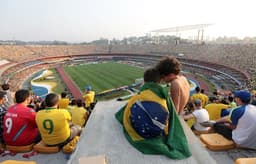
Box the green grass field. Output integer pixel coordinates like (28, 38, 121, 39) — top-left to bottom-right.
(63, 62, 144, 93)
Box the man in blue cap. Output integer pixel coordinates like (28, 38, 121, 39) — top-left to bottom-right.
(213, 90, 256, 149)
(83, 85, 95, 111)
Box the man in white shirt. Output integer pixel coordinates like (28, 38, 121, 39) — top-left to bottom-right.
(182, 99, 210, 131)
(214, 90, 256, 149)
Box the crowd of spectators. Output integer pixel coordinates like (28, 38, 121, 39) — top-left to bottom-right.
(1, 46, 256, 155)
(0, 88, 91, 150)
(109, 44, 256, 89)
(0, 43, 256, 90)
(0, 45, 97, 63)
(183, 86, 256, 149)
(0, 44, 255, 75)
(2, 63, 53, 92)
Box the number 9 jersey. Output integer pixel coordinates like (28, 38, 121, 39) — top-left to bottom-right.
(3, 104, 38, 146)
(36, 108, 71, 146)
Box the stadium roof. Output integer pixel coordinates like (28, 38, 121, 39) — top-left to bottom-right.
(151, 24, 213, 33)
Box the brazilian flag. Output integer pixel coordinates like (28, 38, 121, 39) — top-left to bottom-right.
(115, 82, 191, 159)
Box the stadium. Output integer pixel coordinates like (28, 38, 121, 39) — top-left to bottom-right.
(1, 34, 256, 164)
(3, 0, 256, 162)
(0, 44, 252, 97)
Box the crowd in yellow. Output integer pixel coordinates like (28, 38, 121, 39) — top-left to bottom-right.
(0, 83, 96, 154)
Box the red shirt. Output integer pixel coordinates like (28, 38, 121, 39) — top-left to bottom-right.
(3, 104, 38, 146)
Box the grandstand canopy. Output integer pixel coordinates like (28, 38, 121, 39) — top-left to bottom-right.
(151, 24, 213, 33)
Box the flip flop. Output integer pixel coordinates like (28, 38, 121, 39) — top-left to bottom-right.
(22, 151, 38, 158)
(1, 150, 17, 157)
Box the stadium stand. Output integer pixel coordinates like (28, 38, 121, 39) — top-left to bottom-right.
(0, 57, 249, 93)
(0, 44, 254, 93)
(1, 44, 256, 164)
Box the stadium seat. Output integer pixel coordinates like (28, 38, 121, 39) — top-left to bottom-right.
(33, 141, 59, 154)
(0, 160, 36, 164)
(200, 133, 235, 151)
(193, 128, 214, 135)
(62, 136, 80, 154)
(235, 158, 256, 164)
(5, 144, 34, 153)
(78, 155, 106, 164)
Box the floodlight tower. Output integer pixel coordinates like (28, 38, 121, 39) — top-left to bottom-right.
(151, 24, 213, 44)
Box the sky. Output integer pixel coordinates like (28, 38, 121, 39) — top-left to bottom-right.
(0, 0, 256, 42)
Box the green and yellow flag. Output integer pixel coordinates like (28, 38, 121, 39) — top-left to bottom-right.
(115, 82, 191, 159)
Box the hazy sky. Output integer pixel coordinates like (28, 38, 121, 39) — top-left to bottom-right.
(1, 0, 255, 42)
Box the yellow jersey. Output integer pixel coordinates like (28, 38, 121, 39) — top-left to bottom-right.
(58, 98, 70, 109)
(201, 93, 209, 107)
(36, 108, 71, 145)
(204, 103, 229, 120)
(191, 93, 204, 104)
(83, 91, 95, 107)
(70, 107, 87, 126)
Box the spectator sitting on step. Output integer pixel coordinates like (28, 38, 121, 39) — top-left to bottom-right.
(182, 99, 210, 132)
(36, 93, 82, 147)
(58, 92, 70, 109)
(213, 90, 256, 149)
(1, 83, 14, 108)
(115, 67, 191, 159)
(3, 89, 41, 146)
(70, 99, 88, 127)
(204, 96, 230, 120)
(125, 67, 170, 139)
(200, 89, 209, 107)
(83, 85, 95, 111)
(67, 99, 77, 114)
(190, 87, 204, 107)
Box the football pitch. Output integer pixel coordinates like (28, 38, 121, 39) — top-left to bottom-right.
(63, 62, 144, 93)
